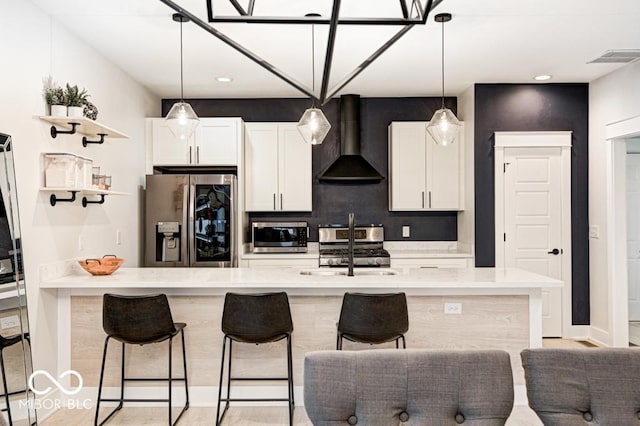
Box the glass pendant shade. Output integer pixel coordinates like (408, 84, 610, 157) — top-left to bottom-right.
(297, 107, 331, 145)
(166, 101, 199, 141)
(427, 107, 461, 146)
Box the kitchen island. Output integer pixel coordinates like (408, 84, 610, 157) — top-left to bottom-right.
(40, 266, 560, 407)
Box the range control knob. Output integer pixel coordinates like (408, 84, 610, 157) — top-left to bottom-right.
(375, 258, 383, 265)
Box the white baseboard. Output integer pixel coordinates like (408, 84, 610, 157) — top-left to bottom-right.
(589, 325, 612, 347)
(562, 324, 591, 340)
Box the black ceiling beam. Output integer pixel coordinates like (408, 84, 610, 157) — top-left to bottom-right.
(320, 0, 342, 104)
(400, 0, 409, 19)
(228, 0, 248, 16)
(206, 16, 428, 25)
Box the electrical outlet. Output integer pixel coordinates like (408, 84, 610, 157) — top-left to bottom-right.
(444, 302, 462, 314)
(78, 234, 84, 251)
(402, 226, 410, 238)
(1, 315, 20, 329)
(116, 230, 122, 245)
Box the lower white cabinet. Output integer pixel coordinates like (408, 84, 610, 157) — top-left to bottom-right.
(388, 121, 464, 211)
(240, 258, 318, 268)
(150, 117, 242, 166)
(244, 123, 312, 212)
(390, 257, 470, 269)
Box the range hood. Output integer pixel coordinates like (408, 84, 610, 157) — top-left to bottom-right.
(319, 94, 384, 183)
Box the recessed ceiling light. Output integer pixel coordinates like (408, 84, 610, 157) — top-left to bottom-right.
(215, 76, 233, 83)
(534, 74, 552, 81)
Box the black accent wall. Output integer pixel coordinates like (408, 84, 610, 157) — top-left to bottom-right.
(162, 97, 459, 241)
(474, 83, 589, 325)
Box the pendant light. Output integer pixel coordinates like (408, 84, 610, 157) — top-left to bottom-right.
(427, 13, 460, 147)
(166, 13, 199, 141)
(297, 15, 331, 145)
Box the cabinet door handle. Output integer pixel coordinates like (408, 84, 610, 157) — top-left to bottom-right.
(196, 146, 200, 163)
(428, 191, 432, 208)
(280, 193, 283, 210)
(422, 191, 425, 208)
(273, 193, 276, 210)
(189, 146, 192, 164)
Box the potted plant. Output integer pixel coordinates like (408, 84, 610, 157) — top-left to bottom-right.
(64, 83, 89, 118)
(43, 81, 66, 117)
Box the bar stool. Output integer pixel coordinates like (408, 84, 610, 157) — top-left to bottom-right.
(0, 332, 30, 426)
(95, 294, 189, 426)
(216, 292, 294, 426)
(337, 292, 408, 350)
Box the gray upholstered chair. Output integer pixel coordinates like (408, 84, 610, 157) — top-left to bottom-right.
(304, 349, 514, 425)
(521, 348, 640, 425)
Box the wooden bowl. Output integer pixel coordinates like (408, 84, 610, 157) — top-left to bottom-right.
(78, 256, 124, 276)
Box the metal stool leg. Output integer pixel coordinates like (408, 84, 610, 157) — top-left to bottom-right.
(168, 337, 173, 425)
(181, 329, 190, 409)
(215, 336, 228, 425)
(287, 335, 294, 426)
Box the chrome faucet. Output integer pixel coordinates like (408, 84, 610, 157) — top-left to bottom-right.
(348, 212, 355, 276)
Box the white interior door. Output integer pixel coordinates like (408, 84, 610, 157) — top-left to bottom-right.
(504, 147, 564, 337)
(626, 154, 640, 320)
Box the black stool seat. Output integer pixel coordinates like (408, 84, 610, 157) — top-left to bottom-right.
(95, 294, 189, 426)
(337, 292, 409, 349)
(216, 292, 294, 425)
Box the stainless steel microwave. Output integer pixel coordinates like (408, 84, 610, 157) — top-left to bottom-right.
(252, 222, 308, 253)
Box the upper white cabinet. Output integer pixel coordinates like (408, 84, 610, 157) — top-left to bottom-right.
(244, 123, 312, 212)
(151, 117, 242, 166)
(388, 121, 464, 211)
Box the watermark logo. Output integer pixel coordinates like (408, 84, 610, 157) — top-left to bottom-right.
(29, 370, 83, 396)
(21, 370, 91, 410)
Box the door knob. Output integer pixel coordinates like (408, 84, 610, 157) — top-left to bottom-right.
(547, 248, 560, 255)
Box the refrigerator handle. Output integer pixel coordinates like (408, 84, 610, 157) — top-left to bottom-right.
(183, 183, 190, 266)
(187, 181, 196, 266)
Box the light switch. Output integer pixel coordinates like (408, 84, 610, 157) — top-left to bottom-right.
(402, 226, 410, 238)
(589, 225, 599, 239)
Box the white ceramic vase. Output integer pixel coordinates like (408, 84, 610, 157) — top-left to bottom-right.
(50, 105, 67, 117)
(67, 106, 84, 118)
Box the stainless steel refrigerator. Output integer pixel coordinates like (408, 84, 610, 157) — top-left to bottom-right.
(144, 174, 236, 267)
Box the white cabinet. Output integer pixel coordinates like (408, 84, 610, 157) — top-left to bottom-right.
(151, 117, 242, 166)
(388, 121, 464, 211)
(244, 123, 312, 212)
(240, 258, 318, 268)
(390, 257, 470, 269)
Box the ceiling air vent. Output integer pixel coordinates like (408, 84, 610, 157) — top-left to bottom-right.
(588, 49, 640, 64)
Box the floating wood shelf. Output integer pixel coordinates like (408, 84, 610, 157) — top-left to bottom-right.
(39, 116, 129, 146)
(40, 187, 128, 207)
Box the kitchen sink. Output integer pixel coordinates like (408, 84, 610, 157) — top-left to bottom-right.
(300, 269, 399, 276)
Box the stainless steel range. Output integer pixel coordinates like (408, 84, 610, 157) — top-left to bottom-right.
(318, 224, 390, 267)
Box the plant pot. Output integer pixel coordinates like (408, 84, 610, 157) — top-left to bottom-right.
(67, 106, 84, 118)
(50, 105, 67, 117)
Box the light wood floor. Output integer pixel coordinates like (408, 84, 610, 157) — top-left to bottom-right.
(41, 339, 596, 426)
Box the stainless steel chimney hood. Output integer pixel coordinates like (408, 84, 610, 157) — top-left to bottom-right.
(319, 95, 384, 183)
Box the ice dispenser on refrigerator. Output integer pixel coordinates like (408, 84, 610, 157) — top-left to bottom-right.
(144, 174, 236, 267)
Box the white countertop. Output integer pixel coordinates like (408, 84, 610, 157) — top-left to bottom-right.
(40, 267, 561, 297)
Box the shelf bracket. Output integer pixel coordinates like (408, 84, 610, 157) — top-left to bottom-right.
(82, 133, 107, 147)
(50, 122, 80, 138)
(82, 194, 106, 208)
(50, 191, 78, 206)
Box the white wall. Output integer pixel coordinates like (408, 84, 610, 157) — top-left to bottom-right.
(0, 0, 159, 380)
(589, 60, 640, 345)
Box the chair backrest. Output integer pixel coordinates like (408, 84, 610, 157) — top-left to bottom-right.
(102, 293, 176, 344)
(304, 349, 514, 425)
(521, 348, 640, 425)
(338, 292, 408, 343)
(222, 292, 293, 343)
